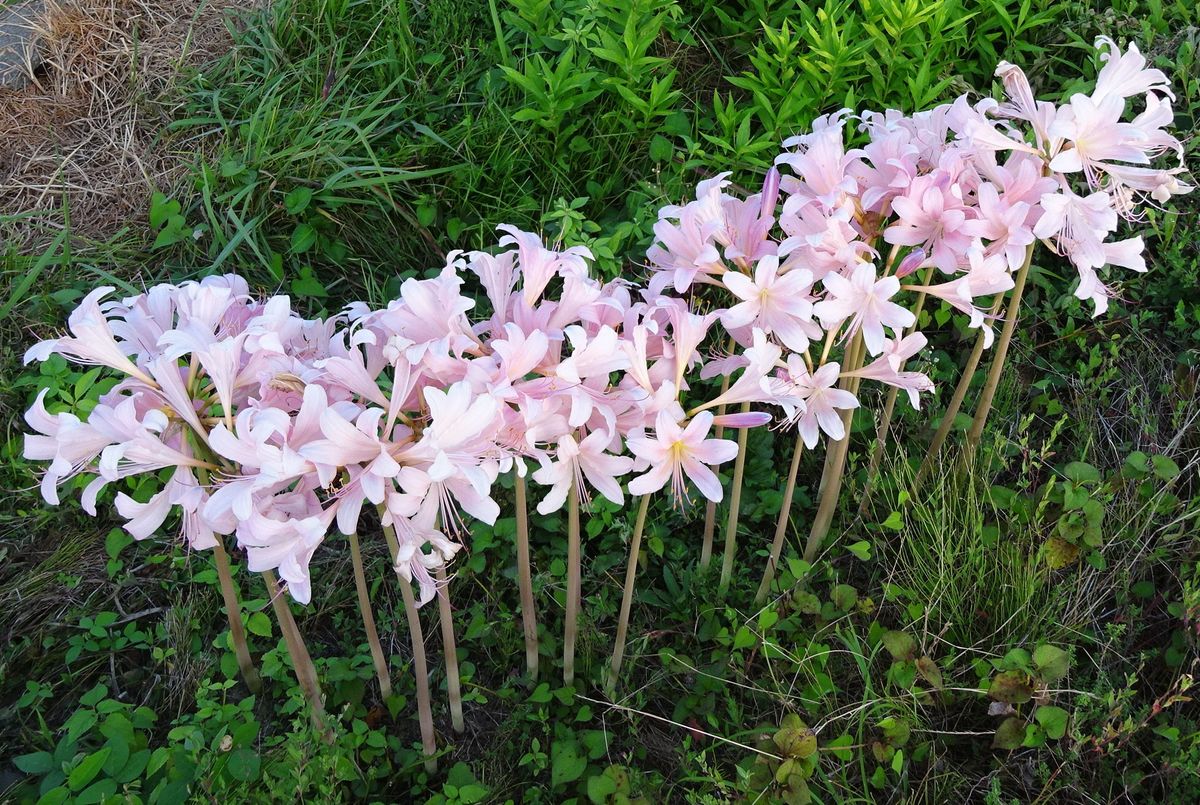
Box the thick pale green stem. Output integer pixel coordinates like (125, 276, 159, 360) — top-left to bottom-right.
(700, 368, 734, 570)
(434, 565, 464, 733)
(378, 509, 437, 772)
(398, 574, 438, 773)
(964, 245, 1036, 457)
(212, 538, 261, 694)
(802, 334, 864, 563)
(607, 494, 651, 694)
(912, 295, 1005, 494)
(513, 473, 539, 681)
(348, 532, 391, 700)
(718, 402, 753, 595)
(263, 569, 327, 736)
(859, 282, 931, 516)
(755, 434, 804, 605)
(563, 484, 581, 686)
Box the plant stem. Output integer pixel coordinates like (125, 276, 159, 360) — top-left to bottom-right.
(514, 472, 539, 681)
(607, 494, 651, 694)
(858, 281, 931, 516)
(212, 537, 261, 694)
(963, 244, 1036, 459)
(398, 573, 438, 773)
(377, 508, 437, 772)
(802, 333, 864, 563)
(912, 294, 1006, 494)
(434, 565, 464, 733)
(700, 363, 734, 570)
(563, 483, 581, 686)
(263, 569, 327, 736)
(755, 433, 804, 605)
(348, 531, 391, 700)
(718, 401, 753, 596)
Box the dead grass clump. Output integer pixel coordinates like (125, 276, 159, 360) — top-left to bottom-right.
(0, 0, 254, 244)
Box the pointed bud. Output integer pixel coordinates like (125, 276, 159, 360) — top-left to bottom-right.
(895, 248, 926, 278)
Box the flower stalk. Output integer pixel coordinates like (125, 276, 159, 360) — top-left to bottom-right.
(379, 508, 437, 773)
(211, 537, 261, 694)
(699, 339, 736, 570)
(912, 295, 1005, 494)
(717, 401, 752, 596)
(802, 332, 864, 562)
(607, 494, 651, 694)
(434, 565, 465, 733)
(563, 483, 581, 685)
(514, 472, 539, 681)
(755, 433, 804, 604)
(963, 243, 1037, 459)
(263, 569, 327, 737)
(347, 531, 391, 700)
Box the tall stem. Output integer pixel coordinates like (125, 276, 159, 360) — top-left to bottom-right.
(514, 472, 539, 681)
(912, 295, 1005, 494)
(802, 333, 864, 563)
(398, 574, 438, 773)
(607, 494, 651, 694)
(378, 509, 437, 772)
(348, 532, 391, 700)
(563, 484, 581, 686)
(700, 355, 735, 570)
(212, 538, 261, 694)
(718, 401, 753, 596)
(263, 569, 327, 735)
(964, 245, 1036, 458)
(858, 281, 931, 516)
(755, 434, 804, 605)
(434, 565, 464, 733)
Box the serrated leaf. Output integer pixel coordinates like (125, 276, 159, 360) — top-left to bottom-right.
(246, 612, 272, 638)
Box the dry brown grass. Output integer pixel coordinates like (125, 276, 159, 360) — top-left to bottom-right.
(0, 0, 255, 244)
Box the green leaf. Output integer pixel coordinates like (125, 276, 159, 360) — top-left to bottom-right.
(67, 748, 110, 791)
(225, 748, 261, 782)
(880, 510, 904, 531)
(831, 584, 858, 612)
(846, 540, 872, 561)
(14, 751, 54, 774)
(290, 223, 317, 254)
(587, 772, 618, 803)
(1033, 645, 1069, 682)
(284, 188, 314, 216)
(993, 716, 1026, 749)
(881, 631, 915, 661)
(1150, 454, 1180, 481)
(246, 612, 272, 638)
(733, 626, 757, 650)
(550, 740, 587, 788)
(1064, 461, 1100, 484)
(528, 683, 553, 704)
(1035, 706, 1069, 740)
(290, 266, 328, 298)
(826, 733, 855, 761)
(649, 135, 674, 162)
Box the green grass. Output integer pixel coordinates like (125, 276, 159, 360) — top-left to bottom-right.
(2, 0, 1200, 801)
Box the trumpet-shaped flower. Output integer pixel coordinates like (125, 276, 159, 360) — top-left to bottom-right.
(626, 411, 738, 504)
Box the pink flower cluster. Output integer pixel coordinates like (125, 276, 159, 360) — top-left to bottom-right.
(22, 37, 1186, 607)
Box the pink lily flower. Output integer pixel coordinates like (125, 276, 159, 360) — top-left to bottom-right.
(627, 411, 738, 504)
